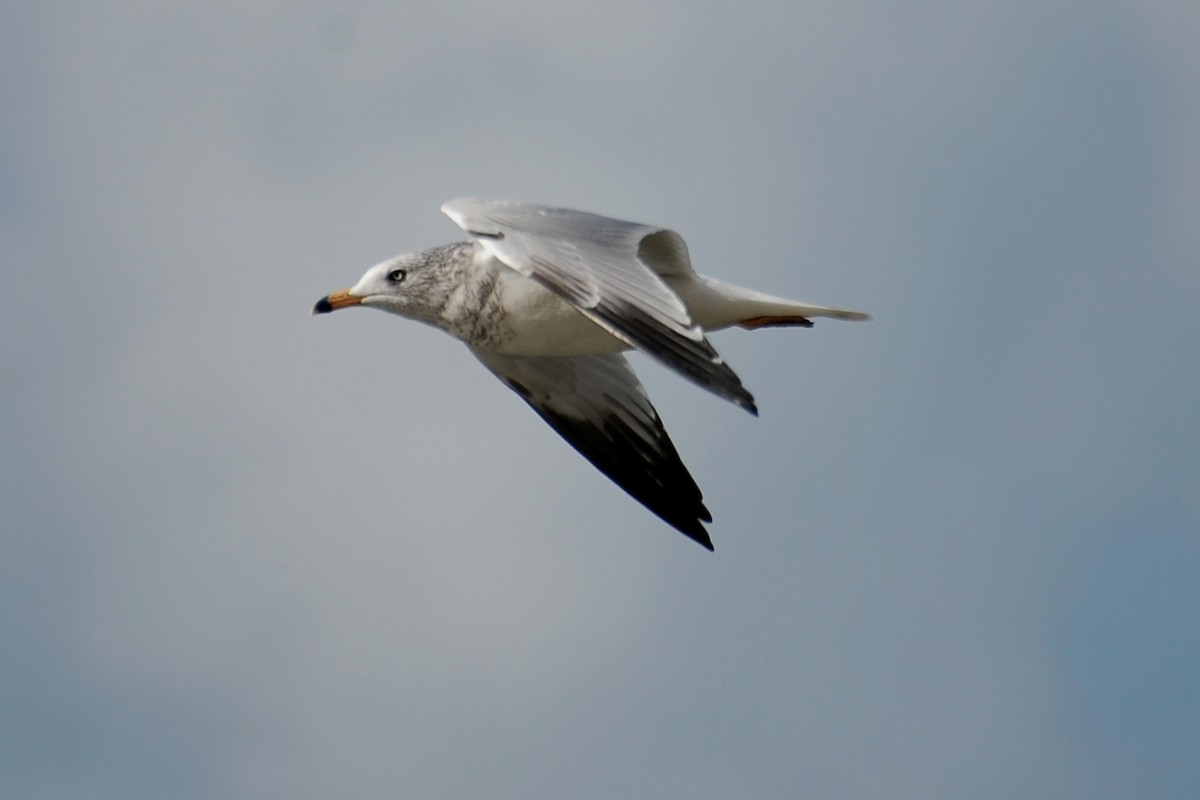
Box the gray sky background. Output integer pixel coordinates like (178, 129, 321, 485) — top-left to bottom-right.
(3, 2, 1197, 798)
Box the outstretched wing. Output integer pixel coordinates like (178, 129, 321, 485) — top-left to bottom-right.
(471, 347, 714, 550)
(444, 198, 756, 414)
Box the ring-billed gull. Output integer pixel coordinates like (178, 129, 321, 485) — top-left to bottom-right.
(314, 199, 869, 550)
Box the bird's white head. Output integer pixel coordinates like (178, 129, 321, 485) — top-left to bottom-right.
(312, 244, 467, 322)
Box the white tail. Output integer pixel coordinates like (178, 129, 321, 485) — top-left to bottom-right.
(669, 275, 871, 332)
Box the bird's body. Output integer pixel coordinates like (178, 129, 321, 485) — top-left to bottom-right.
(427, 243, 631, 357)
(315, 199, 868, 549)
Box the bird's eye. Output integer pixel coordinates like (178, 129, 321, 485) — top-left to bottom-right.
(386, 268, 407, 283)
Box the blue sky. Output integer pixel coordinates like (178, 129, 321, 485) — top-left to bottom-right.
(3, 2, 1197, 798)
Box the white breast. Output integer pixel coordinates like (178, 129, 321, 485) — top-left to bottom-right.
(484, 267, 629, 357)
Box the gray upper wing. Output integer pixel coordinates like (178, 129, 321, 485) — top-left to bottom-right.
(443, 198, 756, 414)
(471, 347, 715, 550)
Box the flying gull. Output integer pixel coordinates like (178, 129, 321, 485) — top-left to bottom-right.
(314, 199, 869, 550)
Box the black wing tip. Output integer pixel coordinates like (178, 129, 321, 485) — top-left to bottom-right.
(667, 505, 715, 550)
(733, 392, 759, 416)
(671, 519, 715, 551)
